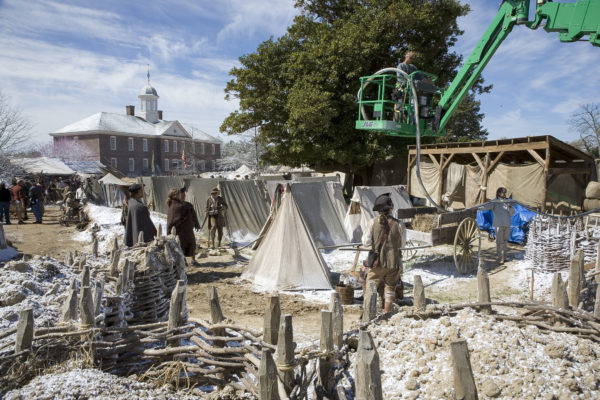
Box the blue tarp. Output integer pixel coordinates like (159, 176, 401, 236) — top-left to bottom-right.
(476, 201, 537, 244)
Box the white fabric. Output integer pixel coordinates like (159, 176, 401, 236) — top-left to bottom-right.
(243, 190, 332, 291)
(10, 157, 75, 175)
(99, 173, 128, 185)
(344, 185, 412, 243)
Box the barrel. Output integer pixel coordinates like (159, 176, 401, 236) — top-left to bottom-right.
(336, 284, 354, 305)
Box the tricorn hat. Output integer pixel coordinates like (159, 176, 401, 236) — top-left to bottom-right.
(372, 193, 393, 212)
(128, 183, 143, 193)
(211, 187, 220, 194)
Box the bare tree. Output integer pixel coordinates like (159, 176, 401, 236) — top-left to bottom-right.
(37, 139, 95, 161)
(569, 103, 600, 158)
(0, 91, 32, 154)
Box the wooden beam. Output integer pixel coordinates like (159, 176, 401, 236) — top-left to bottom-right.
(428, 154, 440, 167)
(487, 151, 505, 172)
(527, 149, 545, 167)
(441, 153, 455, 170)
(549, 168, 591, 175)
(472, 153, 485, 172)
(408, 141, 548, 156)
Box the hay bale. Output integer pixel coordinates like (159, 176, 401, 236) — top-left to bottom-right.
(411, 214, 438, 232)
(583, 198, 600, 211)
(585, 181, 600, 199)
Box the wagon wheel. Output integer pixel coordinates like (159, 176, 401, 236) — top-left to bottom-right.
(453, 217, 481, 274)
(402, 239, 418, 261)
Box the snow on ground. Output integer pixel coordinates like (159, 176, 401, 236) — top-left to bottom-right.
(0, 256, 81, 348)
(73, 204, 167, 254)
(353, 307, 600, 400)
(3, 368, 205, 400)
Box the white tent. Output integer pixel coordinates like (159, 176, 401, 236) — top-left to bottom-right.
(344, 185, 412, 242)
(243, 187, 332, 291)
(99, 173, 128, 185)
(10, 157, 75, 175)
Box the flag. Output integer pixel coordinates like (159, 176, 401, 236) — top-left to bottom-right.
(181, 148, 187, 168)
(151, 152, 156, 174)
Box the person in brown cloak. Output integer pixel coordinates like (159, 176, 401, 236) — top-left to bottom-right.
(167, 187, 200, 265)
(124, 184, 157, 247)
(205, 187, 227, 248)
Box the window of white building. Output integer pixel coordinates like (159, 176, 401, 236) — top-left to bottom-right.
(192, 143, 196, 154)
(164, 140, 169, 152)
(211, 144, 216, 155)
(211, 160, 216, 170)
(143, 158, 148, 170)
(110, 136, 116, 151)
(173, 141, 177, 153)
(200, 143, 205, 155)
(111, 158, 117, 168)
(142, 139, 148, 152)
(129, 158, 135, 172)
(199, 160, 205, 171)
(128, 137, 134, 151)
(164, 159, 169, 172)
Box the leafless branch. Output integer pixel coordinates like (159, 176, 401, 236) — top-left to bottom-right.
(0, 91, 32, 154)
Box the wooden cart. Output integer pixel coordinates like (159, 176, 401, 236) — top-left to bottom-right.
(397, 207, 481, 274)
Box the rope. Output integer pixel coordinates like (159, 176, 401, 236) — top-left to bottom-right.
(359, 69, 600, 220)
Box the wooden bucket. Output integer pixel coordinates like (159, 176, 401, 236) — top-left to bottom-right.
(336, 284, 354, 305)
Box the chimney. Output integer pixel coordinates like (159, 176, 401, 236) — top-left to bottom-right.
(126, 105, 135, 116)
(158, 110, 163, 120)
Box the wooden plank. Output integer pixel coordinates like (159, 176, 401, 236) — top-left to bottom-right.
(471, 153, 485, 172)
(438, 209, 477, 226)
(527, 149, 545, 167)
(408, 141, 548, 156)
(441, 153, 455, 170)
(396, 207, 437, 219)
(487, 151, 504, 172)
(405, 229, 433, 246)
(431, 225, 459, 246)
(549, 167, 590, 175)
(428, 154, 440, 167)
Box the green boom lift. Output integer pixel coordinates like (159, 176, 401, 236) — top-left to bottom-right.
(355, 0, 600, 138)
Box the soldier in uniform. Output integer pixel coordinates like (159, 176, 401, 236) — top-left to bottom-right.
(205, 187, 227, 248)
(362, 193, 405, 314)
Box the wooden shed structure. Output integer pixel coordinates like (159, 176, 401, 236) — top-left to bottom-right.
(407, 135, 593, 211)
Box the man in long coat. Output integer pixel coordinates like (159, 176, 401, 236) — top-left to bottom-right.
(167, 187, 200, 264)
(205, 187, 227, 248)
(125, 184, 157, 247)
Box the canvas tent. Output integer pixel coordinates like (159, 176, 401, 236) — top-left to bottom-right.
(344, 185, 412, 243)
(99, 173, 128, 207)
(243, 186, 332, 291)
(11, 157, 75, 175)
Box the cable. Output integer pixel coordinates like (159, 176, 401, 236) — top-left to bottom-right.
(358, 68, 600, 220)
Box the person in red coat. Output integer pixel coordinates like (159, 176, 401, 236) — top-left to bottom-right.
(167, 187, 200, 265)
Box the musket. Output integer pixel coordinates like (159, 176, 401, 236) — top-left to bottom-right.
(199, 213, 208, 230)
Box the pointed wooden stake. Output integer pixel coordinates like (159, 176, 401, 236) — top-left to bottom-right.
(355, 329, 383, 400)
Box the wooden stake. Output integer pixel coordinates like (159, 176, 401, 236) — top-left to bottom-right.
(79, 286, 95, 328)
(138, 230, 145, 244)
(477, 268, 491, 314)
(552, 273, 568, 310)
(362, 280, 378, 323)
(569, 250, 584, 308)
(451, 339, 478, 400)
(109, 249, 121, 278)
(92, 237, 98, 258)
(355, 329, 383, 400)
(81, 264, 90, 288)
(61, 279, 78, 322)
(0, 224, 7, 249)
(207, 286, 225, 339)
(318, 310, 334, 396)
(413, 275, 426, 312)
(157, 223, 163, 238)
(276, 314, 294, 392)
(329, 291, 344, 350)
(530, 269, 534, 301)
(263, 295, 281, 346)
(92, 280, 103, 317)
(168, 280, 186, 346)
(15, 308, 33, 353)
(259, 349, 280, 400)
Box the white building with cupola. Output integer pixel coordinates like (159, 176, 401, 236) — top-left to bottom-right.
(49, 72, 221, 177)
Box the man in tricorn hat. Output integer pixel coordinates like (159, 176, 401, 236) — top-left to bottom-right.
(362, 193, 405, 313)
(124, 183, 157, 247)
(205, 187, 227, 248)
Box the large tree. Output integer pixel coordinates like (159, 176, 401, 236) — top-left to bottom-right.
(0, 91, 32, 154)
(569, 103, 600, 158)
(221, 0, 488, 181)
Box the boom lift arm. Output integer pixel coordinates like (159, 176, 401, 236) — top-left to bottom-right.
(356, 0, 600, 138)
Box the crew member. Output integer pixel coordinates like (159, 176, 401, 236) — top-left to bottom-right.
(479, 187, 515, 264)
(205, 187, 227, 248)
(124, 184, 157, 247)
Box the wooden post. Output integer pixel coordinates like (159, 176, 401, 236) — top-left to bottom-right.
(117, 260, 130, 295)
(15, 308, 34, 353)
(362, 280, 378, 323)
(92, 280, 103, 317)
(552, 273, 568, 309)
(110, 249, 121, 277)
(263, 295, 281, 345)
(137, 230, 144, 244)
(530, 269, 534, 301)
(318, 310, 334, 396)
(276, 314, 295, 392)
(329, 291, 344, 350)
(112, 235, 119, 252)
(259, 349, 280, 400)
(451, 339, 478, 400)
(596, 241, 600, 285)
(477, 268, 491, 314)
(92, 237, 98, 258)
(81, 264, 90, 288)
(168, 280, 186, 346)
(79, 286, 95, 328)
(77, 259, 85, 273)
(355, 329, 383, 400)
(413, 275, 426, 312)
(207, 286, 225, 338)
(62, 279, 78, 322)
(568, 250, 584, 308)
(64, 252, 73, 266)
(157, 223, 163, 238)
(594, 285, 600, 319)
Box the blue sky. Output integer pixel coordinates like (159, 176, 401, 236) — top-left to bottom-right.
(0, 0, 597, 147)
